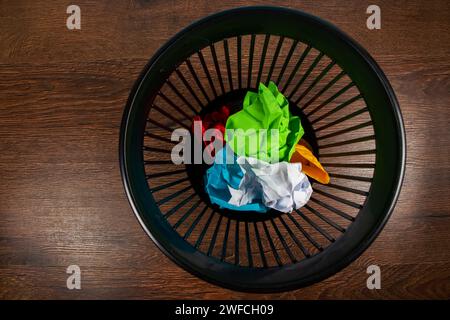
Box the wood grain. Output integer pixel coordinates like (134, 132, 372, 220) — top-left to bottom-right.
(0, 0, 449, 299)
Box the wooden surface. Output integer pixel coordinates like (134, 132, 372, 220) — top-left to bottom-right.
(1, 0, 449, 299)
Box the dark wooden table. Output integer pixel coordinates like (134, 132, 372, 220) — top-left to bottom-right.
(1, 0, 449, 299)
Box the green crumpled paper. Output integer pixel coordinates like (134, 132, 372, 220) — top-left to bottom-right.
(225, 81, 304, 163)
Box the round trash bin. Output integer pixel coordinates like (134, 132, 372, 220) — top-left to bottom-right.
(120, 6, 406, 292)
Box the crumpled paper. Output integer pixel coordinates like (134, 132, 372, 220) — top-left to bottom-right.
(230, 156, 312, 213)
(204, 146, 312, 213)
(290, 143, 330, 184)
(225, 81, 304, 163)
(204, 145, 268, 212)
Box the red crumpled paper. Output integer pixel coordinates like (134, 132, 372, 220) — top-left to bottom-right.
(191, 106, 231, 156)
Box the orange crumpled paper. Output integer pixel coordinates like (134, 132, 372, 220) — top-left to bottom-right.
(290, 142, 330, 184)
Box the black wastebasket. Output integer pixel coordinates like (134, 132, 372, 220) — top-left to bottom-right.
(120, 6, 406, 292)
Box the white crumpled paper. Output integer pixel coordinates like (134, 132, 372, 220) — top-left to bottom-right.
(227, 156, 312, 213)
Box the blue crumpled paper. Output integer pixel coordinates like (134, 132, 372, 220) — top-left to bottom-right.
(204, 145, 268, 213)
